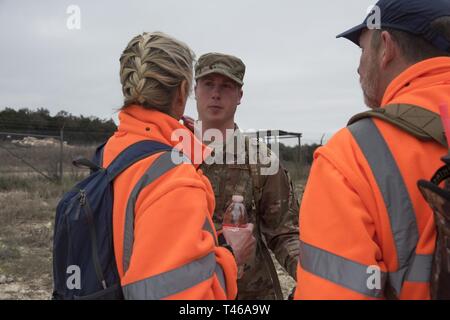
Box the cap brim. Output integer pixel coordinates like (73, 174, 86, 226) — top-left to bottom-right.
(336, 23, 367, 47)
(195, 69, 243, 86)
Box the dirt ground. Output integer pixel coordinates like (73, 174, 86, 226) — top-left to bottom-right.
(0, 191, 56, 299)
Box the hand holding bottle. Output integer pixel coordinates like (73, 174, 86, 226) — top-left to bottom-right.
(222, 195, 256, 278)
(222, 223, 256, 267)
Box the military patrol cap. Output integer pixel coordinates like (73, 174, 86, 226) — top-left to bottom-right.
(195, 52, 246, 86)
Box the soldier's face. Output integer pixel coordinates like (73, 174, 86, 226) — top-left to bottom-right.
(195, 74, 243, 126)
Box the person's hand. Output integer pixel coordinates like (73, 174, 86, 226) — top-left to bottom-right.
(181, 115, 195, 133)
(222, 223, 256, 266)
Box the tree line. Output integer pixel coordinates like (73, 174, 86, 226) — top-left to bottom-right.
(279, 143, 321, 166)
(0, 107, 117, 144)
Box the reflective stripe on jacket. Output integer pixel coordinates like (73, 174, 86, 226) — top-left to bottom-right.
(295, 57, 450, 299)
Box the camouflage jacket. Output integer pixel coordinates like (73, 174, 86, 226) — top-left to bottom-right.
(200, 128, 300, 300)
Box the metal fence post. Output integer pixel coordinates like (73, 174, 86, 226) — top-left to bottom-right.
(59, 126, 64, 184)
(298, 135, 302, 181)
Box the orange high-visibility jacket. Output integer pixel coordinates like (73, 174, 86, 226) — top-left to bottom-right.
(102, 105, 237, 300)
(295, 57, 450, 300)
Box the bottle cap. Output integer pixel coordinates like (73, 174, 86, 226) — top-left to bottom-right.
(232, 195, 244, 203)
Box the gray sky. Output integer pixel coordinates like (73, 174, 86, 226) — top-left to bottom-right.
(0, 0, 376, 144)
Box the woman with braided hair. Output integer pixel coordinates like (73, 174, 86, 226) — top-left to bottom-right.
(101, 32, 238, 299)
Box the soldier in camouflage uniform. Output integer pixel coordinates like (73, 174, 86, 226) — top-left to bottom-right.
(189, 52, 300, 300)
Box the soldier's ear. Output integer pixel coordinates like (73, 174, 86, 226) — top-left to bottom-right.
(237, 88, 243, 106)
(194, 84, 198, 100)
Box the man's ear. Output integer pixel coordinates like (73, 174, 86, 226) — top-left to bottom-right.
(237, 88, 243, 106)
(380, 31, 397, 69)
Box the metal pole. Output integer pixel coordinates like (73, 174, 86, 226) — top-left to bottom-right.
(59, 126, 64, 184)
(298, 135, 302, 181)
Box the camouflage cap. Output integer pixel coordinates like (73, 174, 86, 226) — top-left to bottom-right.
(195, 52, 245, 86)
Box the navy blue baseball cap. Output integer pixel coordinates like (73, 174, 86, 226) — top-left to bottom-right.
(337, 0, 450, 52)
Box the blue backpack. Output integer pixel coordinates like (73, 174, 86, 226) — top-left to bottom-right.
(52, 140, 173, 299)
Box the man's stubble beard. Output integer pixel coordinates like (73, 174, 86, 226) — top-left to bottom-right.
(361, 56, 383, 109)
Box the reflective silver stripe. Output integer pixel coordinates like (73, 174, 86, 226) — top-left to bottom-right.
(123, 151, 186, 273)
(215, 263, 227, 294)
(299, 240, 387, 298)
(389, 254, 433, 290)
(203, 218, 218, 246)
(405, 254, 433, 282)
(122, 252, 217, 300)
(348, 118, 430, 295)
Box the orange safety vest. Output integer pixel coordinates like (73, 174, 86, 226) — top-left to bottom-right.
(102, 105, 237, 300)
(295, 57, 450, 300)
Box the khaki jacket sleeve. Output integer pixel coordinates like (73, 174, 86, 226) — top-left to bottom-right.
(259, 162, 300, 279)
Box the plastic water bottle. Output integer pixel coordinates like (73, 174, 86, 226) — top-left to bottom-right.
(223, 195, 247, 227)
(223, 195, 248, 278)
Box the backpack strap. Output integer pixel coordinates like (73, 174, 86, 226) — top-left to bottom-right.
(92, 142, 107, 168)
(101, 140, 174, 181)
(78, 141, 173, 176)
(348, 104, 448, 148)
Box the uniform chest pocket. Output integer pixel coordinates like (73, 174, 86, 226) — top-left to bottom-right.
(226, 167, 254, 218)
(205, 164, 255, 222)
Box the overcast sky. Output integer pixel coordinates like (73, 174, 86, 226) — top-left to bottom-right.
(0, 0, 376, 144)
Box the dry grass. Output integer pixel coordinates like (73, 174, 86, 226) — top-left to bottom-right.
(0, 175, 89, 300)
(0, 143, 93, 299)
(0, 142, 95, 179)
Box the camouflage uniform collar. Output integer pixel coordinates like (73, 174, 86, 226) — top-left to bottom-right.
(204, 123, 244, 158)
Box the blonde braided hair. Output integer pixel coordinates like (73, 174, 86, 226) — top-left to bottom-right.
(119, 32, 195, 114)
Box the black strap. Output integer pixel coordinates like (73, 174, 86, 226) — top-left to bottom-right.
(73, 157, 102, 171)
(92, 141, 107, 168)
(431, 164, 450, 185)
(103, 140, 173, 181)
(79, 140, 172, 178)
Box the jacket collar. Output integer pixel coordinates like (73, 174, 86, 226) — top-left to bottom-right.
(118, 105, 208, 168)
(382, 57, 450, 111)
